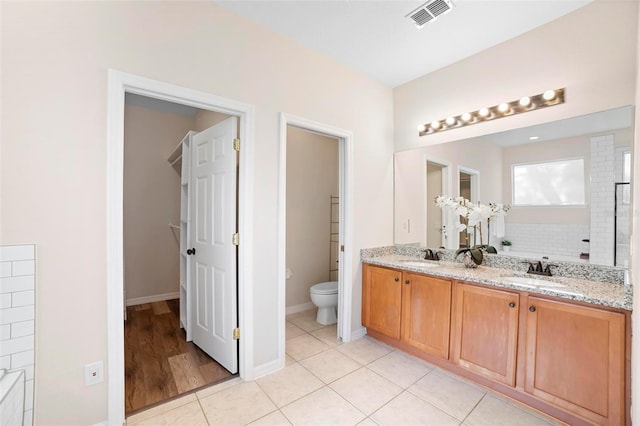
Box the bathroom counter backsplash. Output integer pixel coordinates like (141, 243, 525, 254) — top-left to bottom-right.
(361, 246, 632, 311)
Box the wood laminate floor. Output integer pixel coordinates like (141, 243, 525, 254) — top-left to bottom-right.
(124, 299, 234, 414)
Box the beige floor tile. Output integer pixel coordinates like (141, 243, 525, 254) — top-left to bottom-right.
(195, 377, 242, 399)
(257, 363, 324, 407)
(370, 392, 459, 426)
(336, 337, 392, 365)
(127, 394, 197, 424)
(465, 394, 558, 426)
(286, 333, 330, 361)
(408, 369, 485, 420)
(330, 367, 403, 415)
(300, 348, 361, 384)
(199, 381, 277, 425)
(286, 321, 307, 340)
(281, 387, 366, 426)
(128, 401, 208, 426)
(368, 350, 433, 388)
(249, 410, 293, 426)
(285, 353, 296, 366)
(311, 324, 342, 346)
(356, 418, 379, 426)
(289, 315, 326, 333)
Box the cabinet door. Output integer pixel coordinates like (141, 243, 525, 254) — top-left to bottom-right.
(401, 273, 451, 359)
(525, 297, 625, 425)
(362, 264, 402, 339)
(452, 283, 519, 386)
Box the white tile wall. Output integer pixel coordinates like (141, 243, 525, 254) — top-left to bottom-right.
(505, 223, 590, 259)
(590, 136, 615, 265)
(0, 244, 35, 426)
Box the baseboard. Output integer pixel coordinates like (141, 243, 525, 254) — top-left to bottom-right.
(285, 302, 315, 315)
(126, 292, 180, 307)
(251, 358, 283, 380)
(348, 326, 367, 342)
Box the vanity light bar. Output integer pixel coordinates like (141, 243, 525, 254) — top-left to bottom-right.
(418, 88, 565, 136)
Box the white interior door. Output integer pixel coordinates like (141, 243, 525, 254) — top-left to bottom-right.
(189, 116, 238, 374)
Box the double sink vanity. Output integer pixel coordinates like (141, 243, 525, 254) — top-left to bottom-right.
(361, 246, 631, 426)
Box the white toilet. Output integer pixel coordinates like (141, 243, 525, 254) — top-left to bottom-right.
(309, 281, 338, 325)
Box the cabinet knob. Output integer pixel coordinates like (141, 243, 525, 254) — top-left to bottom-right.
(529, 306, 536, 312)
(509, 302, 516, 308)
(394, 277, 400, 282)
(404, 280, 410, 285)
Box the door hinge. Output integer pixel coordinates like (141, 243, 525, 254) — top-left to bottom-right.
(233, 328, 240, 340)
(233, 233, 239, 246)
(340, 245, 345, 252)
(233, 138, 240, 151)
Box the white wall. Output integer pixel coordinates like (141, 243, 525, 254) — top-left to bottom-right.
(0, 2, 394, 424)
(285, 127, 339, 308)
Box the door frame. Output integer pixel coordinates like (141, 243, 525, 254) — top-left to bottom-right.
(424, 156, 452, 249)
(277, 113, 354, 364)
(106, 70, 255, 424)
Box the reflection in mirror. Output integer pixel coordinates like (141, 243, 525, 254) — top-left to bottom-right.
(394, 106, 633, 268)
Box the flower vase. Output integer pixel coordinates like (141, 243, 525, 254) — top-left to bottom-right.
(462, 252, 478, 269)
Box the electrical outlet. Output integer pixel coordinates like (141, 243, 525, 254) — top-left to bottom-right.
(84, 361, 104, 386)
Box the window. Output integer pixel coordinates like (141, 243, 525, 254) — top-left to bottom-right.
(512, 158, 585, 206)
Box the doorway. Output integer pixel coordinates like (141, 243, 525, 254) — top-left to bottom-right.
(122, 95, 239, 414)
(426, 162, 444, 249)
(459, 167, 479, 248)
(107, 70, 256, 425)
(277, 113, 355, 368)
(284, 126, 339, 337)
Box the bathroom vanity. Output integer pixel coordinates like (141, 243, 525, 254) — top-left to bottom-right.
(361, 248, 631, 426)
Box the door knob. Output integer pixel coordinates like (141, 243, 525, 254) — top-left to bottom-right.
(529, 306, 536, 312)
(187, 248, 196, 255)
(509, 302, 516, 308)
(404, 280, 410, 285)
(394, 277, 400, 282)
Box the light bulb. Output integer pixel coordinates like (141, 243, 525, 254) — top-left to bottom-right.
(519, 96, 531, 107)
(498, 103, 510, 113)
(418, 124, 427, 132)
(461, 112, 472, 122)
(543, 89, 556, 101)
(478, 107, 490, 117)
(445, 116, 456, 126)
(431, 121, 441, 130)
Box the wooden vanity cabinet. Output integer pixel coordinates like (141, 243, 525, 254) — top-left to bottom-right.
(401, 272, 451, 359)
(362, 263, 402, 339)
(525, 297, 625, 425)
(451, 283, 519, 386)
(362, 264, 452, 358)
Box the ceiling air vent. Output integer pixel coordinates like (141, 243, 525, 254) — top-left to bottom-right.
(406, 0, 455, 28)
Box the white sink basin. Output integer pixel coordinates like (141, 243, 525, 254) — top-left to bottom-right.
(401, 261, 439, 268)
(502, 276, 564, 288)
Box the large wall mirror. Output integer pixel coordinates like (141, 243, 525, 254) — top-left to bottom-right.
(394, 106, 633, 268)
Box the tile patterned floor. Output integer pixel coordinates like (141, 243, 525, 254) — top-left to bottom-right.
(126, 309, 560, 426)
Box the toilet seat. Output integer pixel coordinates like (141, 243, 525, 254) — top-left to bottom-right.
(310, 281, 338, 295)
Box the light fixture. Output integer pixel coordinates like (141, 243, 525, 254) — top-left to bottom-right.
(529, 136, 539, 140)
(418, 88, 565, 136)
(543, 89, 557, 101)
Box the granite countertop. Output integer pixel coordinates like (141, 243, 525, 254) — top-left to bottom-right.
(362, 253, 632, 311)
